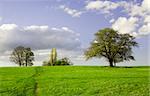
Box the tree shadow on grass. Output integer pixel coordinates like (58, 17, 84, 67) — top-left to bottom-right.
(101, 66, 149, 68)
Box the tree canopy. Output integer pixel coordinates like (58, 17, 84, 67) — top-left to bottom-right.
(84, 28, 138, 67)
(10, 46, 34, 66)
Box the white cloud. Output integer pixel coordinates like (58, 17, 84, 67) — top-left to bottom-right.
(109, 18, 115, 23)
(142, 0, 150, 11)
(139, 23, 150, 36)
(86, 1, 119, 13)
(24, 25, 49, 31)
(86, 1, 102, 10)
(85, 0, 150, 37)
(112, 0, 150, 37)
(112, 17, 138, 34)
(0, 24, 81, 52)
(112, 15, 150, 37)
(60, 5, 83, 17)
(144, 15, 150, 23)
(85, 0, 149, 16)
(130, 5, 145, 17)
(0, 24, 83, 66)
(0, 24, 18, 31)
(122, 2, 149, 17)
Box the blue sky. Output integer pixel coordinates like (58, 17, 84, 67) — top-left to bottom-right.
(0, 0, 149, 66)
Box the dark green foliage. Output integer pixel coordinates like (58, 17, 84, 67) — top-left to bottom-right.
(42, 57, 73, 66)
(85, 28, 138, 67)
(24, 48, 34, 66)
(55, 57, 73, 66)
(10, 46, 34, 67)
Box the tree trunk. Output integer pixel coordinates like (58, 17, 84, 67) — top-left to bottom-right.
(19, 62, 22, 67)
(26, 62, 27, 67)
(109, 59, 114, 67)
(25, 59, 28, 67)
(19, 60, 22, 67)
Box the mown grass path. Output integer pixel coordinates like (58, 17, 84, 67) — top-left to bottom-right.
(0, 67, 43, 96)
(33, 67, 43, 96)
(0, 66, 150, 96)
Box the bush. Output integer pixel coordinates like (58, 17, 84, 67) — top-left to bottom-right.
(55, 57, 73, 66)
(42, 57, 73, 66)
(42, 61, 50, 66)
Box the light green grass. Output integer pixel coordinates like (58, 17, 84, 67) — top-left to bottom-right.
(0, 66, 150, 96)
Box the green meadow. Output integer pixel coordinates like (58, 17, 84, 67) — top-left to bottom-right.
(0, 66, 150, 96)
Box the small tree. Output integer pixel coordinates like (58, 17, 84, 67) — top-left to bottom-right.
(10, 46, 25, 66)
(10, 46, 34, 67)
(84, 28, 138, 67)
(24, 48, 34, 66)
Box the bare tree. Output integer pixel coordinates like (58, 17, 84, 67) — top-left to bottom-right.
(10, 46, 34, 67)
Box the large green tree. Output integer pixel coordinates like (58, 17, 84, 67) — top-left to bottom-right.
(10, 46, 34, 66)
(84, 28, 138, 67)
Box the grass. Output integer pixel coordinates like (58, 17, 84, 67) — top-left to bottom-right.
(0, 66, 150, 96)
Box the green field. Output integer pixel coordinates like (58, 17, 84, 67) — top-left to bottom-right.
(0, 66, 150, 96)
